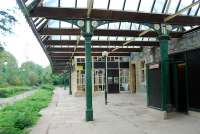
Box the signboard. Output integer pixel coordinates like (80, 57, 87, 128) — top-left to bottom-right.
(77, 65, 83, 70)
(149, 64, 159, 69)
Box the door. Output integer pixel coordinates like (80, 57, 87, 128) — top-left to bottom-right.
(94, 69, 104, 91)
(108, 69, 119, 93)
(173, 63, 188, 113)
(131, 64, 136, 93)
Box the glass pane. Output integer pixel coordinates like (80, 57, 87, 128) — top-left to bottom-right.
(99, 36, 108, 40)
(109, 0, 125, 10)
(108, 77, 113, 84)
(98, 24, 108, 29)
(77, 0, 87, 8)
(139, 0, 154, 12)
(93, 0, 109, 9)
(71, 35, 78, 40)
(108, 22, 120, 29)
(140, 25, 150, 30)
(61, 22, 72, 28)
(167, 0, 180, 14)
(50, 35, 60, 40)
(124, 0, 140, 11)
(48, 20, 59, 28)
(120, 22, 131, 30)
(189, 2, 200, 16)
(61, 36, 70, 40)
(153, 0, 166, 13)
(117, 37, 126, 41)
(131, 23, 139, 30)
(92, 36, 99, 40)
(43, 0, 58, 7)
(60, 0, 76, 8)
(179, 0, 193, 15)
(114, 77, 119, 84)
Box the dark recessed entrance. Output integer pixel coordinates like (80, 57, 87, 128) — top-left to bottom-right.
(108, 69, 119, 93)
(171, 63, 188, 113)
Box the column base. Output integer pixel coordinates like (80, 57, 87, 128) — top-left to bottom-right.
(86, 109, 93, 121)
(69, 91, 72, 95)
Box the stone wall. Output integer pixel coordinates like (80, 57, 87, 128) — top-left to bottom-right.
(169, 30, 200, 54)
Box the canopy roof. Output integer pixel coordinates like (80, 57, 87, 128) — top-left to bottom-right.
(17, 0, 200, 73)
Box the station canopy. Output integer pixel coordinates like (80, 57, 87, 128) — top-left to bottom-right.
(17, 0, 200, 73)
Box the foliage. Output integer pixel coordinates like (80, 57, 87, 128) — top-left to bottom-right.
(0, 88, 53, 134)
(0, 86, 32, 98)
(20, 61, 44, 86)
(52, 73, 65, 85)
(0, 50, 19, 86)
(0, 9, 17, 48)
(0, 49, 66, 87)
(0, 10, 16, 34)
(41, 84, 55, 91)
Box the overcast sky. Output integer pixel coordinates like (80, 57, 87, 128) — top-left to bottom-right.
(0, 0, 50, 67)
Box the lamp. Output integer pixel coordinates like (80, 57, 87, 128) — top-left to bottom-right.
(4, 61, 8, 66)
(102, 51, 108, 57)
(77, 20, 84, 27)
(102, 51, 108, 105)
(154, 24, 160, 30)
(92, 21, 98, 28)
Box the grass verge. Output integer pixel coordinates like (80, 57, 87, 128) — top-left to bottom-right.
(0, 85, 54, 134)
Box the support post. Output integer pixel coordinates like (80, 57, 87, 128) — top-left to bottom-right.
(69, 67, 72, 95)
(159, 35, 169, 111)
(64, 73, 67, 90)
(83, 20, 93, 121)
(104, 56, 108, 105)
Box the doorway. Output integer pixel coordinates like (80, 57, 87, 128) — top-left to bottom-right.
(107, 69, 119, 93)
(131, 64, 136, 93)
(94, 69, 105, 92)
(172, 63, 188, 113)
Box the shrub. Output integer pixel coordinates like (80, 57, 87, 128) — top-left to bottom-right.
(0, 86, 32, 98)
(0, 89, 53, 134)
(41, 84, 54, 91)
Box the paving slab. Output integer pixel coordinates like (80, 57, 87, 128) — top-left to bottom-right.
(30, 87, 200, 134)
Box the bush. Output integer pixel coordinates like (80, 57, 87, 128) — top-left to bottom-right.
(41, 84, 54, 91)
(0, 86, 32, 98)
(0, 89, 53, 134)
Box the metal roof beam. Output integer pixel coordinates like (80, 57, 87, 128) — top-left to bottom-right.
(40, 28, 183, 38)
(44, 40, 159, 46)
(47, 47, 142, 52)
(30, 7, 200, 25)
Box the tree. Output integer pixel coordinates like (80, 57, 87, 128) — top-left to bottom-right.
(0, 9, 17, 48)
(0, 50, 19, 86)
(20, 61, 44, 86)
(0, 10, 16, 34)
(42, 66, 52, 84)
(51, 73, 65, 85)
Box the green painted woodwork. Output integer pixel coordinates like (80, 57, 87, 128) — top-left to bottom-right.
(146, 64, 150, 106)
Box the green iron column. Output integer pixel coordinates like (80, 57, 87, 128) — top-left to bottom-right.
(83, 20, 93, 121)
(64, 73, 67, 90)
(159, 35, 169, 111)
(69, 67, 72, 95)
